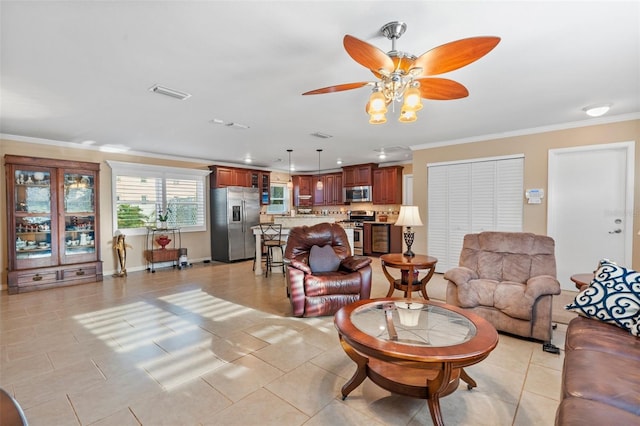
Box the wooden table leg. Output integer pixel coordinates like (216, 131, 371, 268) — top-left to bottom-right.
(339, 336, 369, 399)
(460, 368, 477, 390)
(426, 363, 453, 426)
(382, 262, 397, 297)
(420, 265, 436, 300)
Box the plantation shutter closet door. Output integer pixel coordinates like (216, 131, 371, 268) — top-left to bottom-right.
(427, 155, 524, 272)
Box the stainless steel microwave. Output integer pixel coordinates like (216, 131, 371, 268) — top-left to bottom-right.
(344, 186, 372, 203)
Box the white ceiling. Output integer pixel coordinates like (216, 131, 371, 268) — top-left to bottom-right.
(1, 1, 639, 173)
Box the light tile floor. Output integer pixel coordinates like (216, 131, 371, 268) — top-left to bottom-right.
(0, 259, 576, 425)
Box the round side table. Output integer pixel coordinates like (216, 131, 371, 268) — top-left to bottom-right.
(380, 253, 438, 299)
(570, 273, 594, 290)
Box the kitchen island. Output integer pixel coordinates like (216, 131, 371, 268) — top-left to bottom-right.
(252, 217, 353, 275)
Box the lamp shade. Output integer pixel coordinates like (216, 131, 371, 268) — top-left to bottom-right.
(395, 206, 423, 227)
(402, 86, 423, 111)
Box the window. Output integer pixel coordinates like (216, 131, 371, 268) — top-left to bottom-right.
(107, 161, 210, 234)
(266, 183, 289, 214)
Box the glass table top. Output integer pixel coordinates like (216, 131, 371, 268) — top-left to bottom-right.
(350, 301, 476, 348)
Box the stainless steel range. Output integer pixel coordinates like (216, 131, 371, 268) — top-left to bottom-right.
(345, 210, 375, 256)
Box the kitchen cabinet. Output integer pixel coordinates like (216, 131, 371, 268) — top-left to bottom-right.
(373, 166, 403, 204)
(363, 223, 372, 255)
(326, 173, 343, 205)
(251, 170, 270, 205)
(343, 163, 377, 187)
(313, 172, 344, 206)
(292, 175, 313, 206)
(5, 155, 103, 294)
(210, 166, 250, 187)
(209, 165, 270, 205)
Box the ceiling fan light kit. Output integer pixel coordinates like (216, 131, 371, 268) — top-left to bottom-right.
(303, 21, 500, 125)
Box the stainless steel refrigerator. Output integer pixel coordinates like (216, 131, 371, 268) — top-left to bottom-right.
(211, 186, 260, 262)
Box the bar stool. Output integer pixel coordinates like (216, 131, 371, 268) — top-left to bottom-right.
(259, 223, 286, 277)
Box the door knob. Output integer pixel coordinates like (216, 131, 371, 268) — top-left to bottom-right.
(609, 229, 622, 234)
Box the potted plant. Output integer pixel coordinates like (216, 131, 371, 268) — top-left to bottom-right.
(158, 207, 171, 229)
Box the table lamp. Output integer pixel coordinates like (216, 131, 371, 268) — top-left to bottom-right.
(394, 205, 423, 257)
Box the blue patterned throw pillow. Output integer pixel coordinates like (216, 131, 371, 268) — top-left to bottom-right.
(566, 259, 640, 336)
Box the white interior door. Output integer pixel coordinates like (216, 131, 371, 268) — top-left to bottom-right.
(403, 174, 413, 205)
(548, 142, 634, 290)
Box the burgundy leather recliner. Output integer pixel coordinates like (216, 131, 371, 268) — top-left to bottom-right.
(284, 223, 372, 317)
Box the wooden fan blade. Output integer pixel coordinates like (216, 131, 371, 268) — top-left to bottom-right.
(302, 82, 369, 95)
(416, 78, 469, 100)
(343, 35, 394, 73)
(414, 36, 501, 76)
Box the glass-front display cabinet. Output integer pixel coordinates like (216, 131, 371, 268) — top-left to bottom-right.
(5, 155, 103, 294)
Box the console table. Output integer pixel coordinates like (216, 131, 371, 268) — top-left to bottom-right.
(144, 227, 182, 272)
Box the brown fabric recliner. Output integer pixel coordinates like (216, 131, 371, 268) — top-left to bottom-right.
(444, 231, 561, 343)
(284, 222, 372, 317)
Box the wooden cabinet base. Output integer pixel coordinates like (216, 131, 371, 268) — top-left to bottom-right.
(144, 249, 179, 262)
(8, 261, 103, 294)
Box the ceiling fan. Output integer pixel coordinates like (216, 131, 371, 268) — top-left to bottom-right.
(302, 21, 500, 124)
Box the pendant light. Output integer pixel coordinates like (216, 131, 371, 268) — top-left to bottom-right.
(286, 149, 293, 189)
(316, 149, 324, 190)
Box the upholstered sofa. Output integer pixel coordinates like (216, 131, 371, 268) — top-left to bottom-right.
(555, 315, 640, 425)
(557, 260, 640, 424)
(444, 231, 561, 344)
(284, 222, 372, 317)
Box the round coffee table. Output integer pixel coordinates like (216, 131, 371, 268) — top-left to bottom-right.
(380, 253, 438, 299)
(334, 298, 499, 426)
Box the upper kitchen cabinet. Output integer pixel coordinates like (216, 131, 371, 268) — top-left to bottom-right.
(292, 175, 313, 207)
(209, 165, 270, 205)
(210, 165, 250, 187)
(5, 155, 103, 294)
(250, 170, 270, 205)
(325, 173, 343, 205)
(313, 172, 344, 206)
(373, 166, 403, 204)
(342, 163, 377, 187)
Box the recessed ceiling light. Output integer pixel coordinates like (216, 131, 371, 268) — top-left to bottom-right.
(336, 159, 343, 165)
(149, 84, 191, 100)
(244, 157, 252, 164)
(582, 103, 612, 117)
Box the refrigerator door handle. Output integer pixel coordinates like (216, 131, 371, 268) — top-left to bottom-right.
(241, 200, 245, 233)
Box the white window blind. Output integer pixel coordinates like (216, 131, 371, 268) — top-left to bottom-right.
(427, 155, 523, 272)
(107, 161, 210, 234)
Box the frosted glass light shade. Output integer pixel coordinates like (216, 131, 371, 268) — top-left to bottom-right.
(402, 86, 423, 111)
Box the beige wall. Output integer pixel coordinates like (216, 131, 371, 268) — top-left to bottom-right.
(3, 119, 638, 285)
(411, 119, 640, 270)
(1, 138, 213, 284)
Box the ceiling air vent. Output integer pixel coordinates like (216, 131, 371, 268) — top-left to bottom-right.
(149, 84, 191, 100)
(311, 132, 333, 139)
